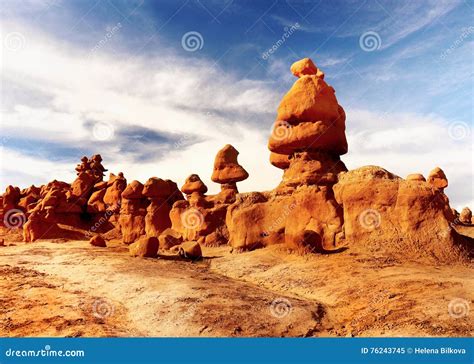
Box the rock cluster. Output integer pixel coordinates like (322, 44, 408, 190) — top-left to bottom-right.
(2, 57, 471, 264)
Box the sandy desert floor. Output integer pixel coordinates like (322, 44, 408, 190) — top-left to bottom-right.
(0, 235, 473, 337)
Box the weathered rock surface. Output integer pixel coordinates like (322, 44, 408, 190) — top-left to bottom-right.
(89, 235, 107, 247)
(129, 236, 159, 258)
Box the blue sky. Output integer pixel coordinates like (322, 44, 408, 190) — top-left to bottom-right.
(1, 0, 473, 208)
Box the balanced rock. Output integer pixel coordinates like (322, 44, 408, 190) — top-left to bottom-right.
(290, 57, 320, 78)
(129, 236, 159, 258)
(181, 174, 208, 196)
(427, 167, 448, 191)
(89, 235, 107, 247)
(211, 144, 249, 202)
(459, 207, 472, 224)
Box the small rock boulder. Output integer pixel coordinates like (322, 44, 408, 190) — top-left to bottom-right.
(178, 241, 202, 260)
(427, 167, 448, 191)
(89, 235, 107, 247)
(459, 207, 472, 224)
(129, 236, 159, 258)
(158, 228, 183, 250)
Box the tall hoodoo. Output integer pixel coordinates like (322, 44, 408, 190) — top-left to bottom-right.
(211, 144, 248, 203)
(268, 57, 347, 187)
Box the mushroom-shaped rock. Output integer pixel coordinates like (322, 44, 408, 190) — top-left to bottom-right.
(122, 180, 144, 199)
(270, 152, 291, 170)
(427, 167, 448, 191)
(290, 57, 324, 79)
(143, 177, 171, 198)
(459, 207, 472, 224)
(178, 241, 202, 260)
(89, 235, 107, 247)
(406, 173, 426, 182)
(181, 174, 208, 195)
(211, 144, 248, 184)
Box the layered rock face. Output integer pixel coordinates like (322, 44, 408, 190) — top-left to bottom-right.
(333, 166, 461, 260)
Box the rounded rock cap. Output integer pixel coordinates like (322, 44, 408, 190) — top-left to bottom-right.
(211, 144, 249, 184)
(270, 152, 291, 170)
(121, 180, 144, 199)
(143, 177, 172, 198)
(181, 174, 208, 195)
(290, 58, 324, 79)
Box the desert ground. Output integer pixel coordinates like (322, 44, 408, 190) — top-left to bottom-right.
(1, 227, 472, 338)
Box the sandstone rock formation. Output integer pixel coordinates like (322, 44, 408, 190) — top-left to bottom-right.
(2, 57, 471, 265)
(118, 180, 147, 244)
(427, 167, 448, 191)
(211, 144, 249, 203)
(143, 177, 183, 238)
(227, 58, 347, 252)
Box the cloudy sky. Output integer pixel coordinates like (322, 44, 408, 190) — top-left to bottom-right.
(1, 0, 472, 209)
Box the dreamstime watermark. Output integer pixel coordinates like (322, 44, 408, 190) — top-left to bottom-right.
(92, 298, 115, 319)
(85, 204, 120, 238)
(264, 202, 297, 237)
(3, 209, 27, 229)
(181, 31, 204, 52)
(270, 120, 293, 141)
(92, 121, 115, 141)
(180, 208, 204, 230)
(5, 345, 84, 358)
(358, 209, 381, 230)
(439, 26, 474, 61)
(270, 298, 292, 318)
(89, 22, 122, 55)
(447, 121, 471, 141)
(359, 31, 381, 52)
(448, 298, 470, 319)
(262, 23, 300, 60)
(3, 32, 26, 52)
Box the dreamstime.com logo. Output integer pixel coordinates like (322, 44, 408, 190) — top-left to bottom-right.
(3, 209, 27, 229)
(270, 298, 292, 318)
(4, 345, 85, 358)
(92, 121, 115, 141)
(271, 120, 293, 141)
(447, 121, 471, 141)
(180, 208, 204, 230)
(92, 298, 115, 319)
(358, 209, 381, 230)
(181, 31, 204, 52)
(448, 298, 470, 319)
(359, 31, 382, 52)
(3, 32, 26, 52)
